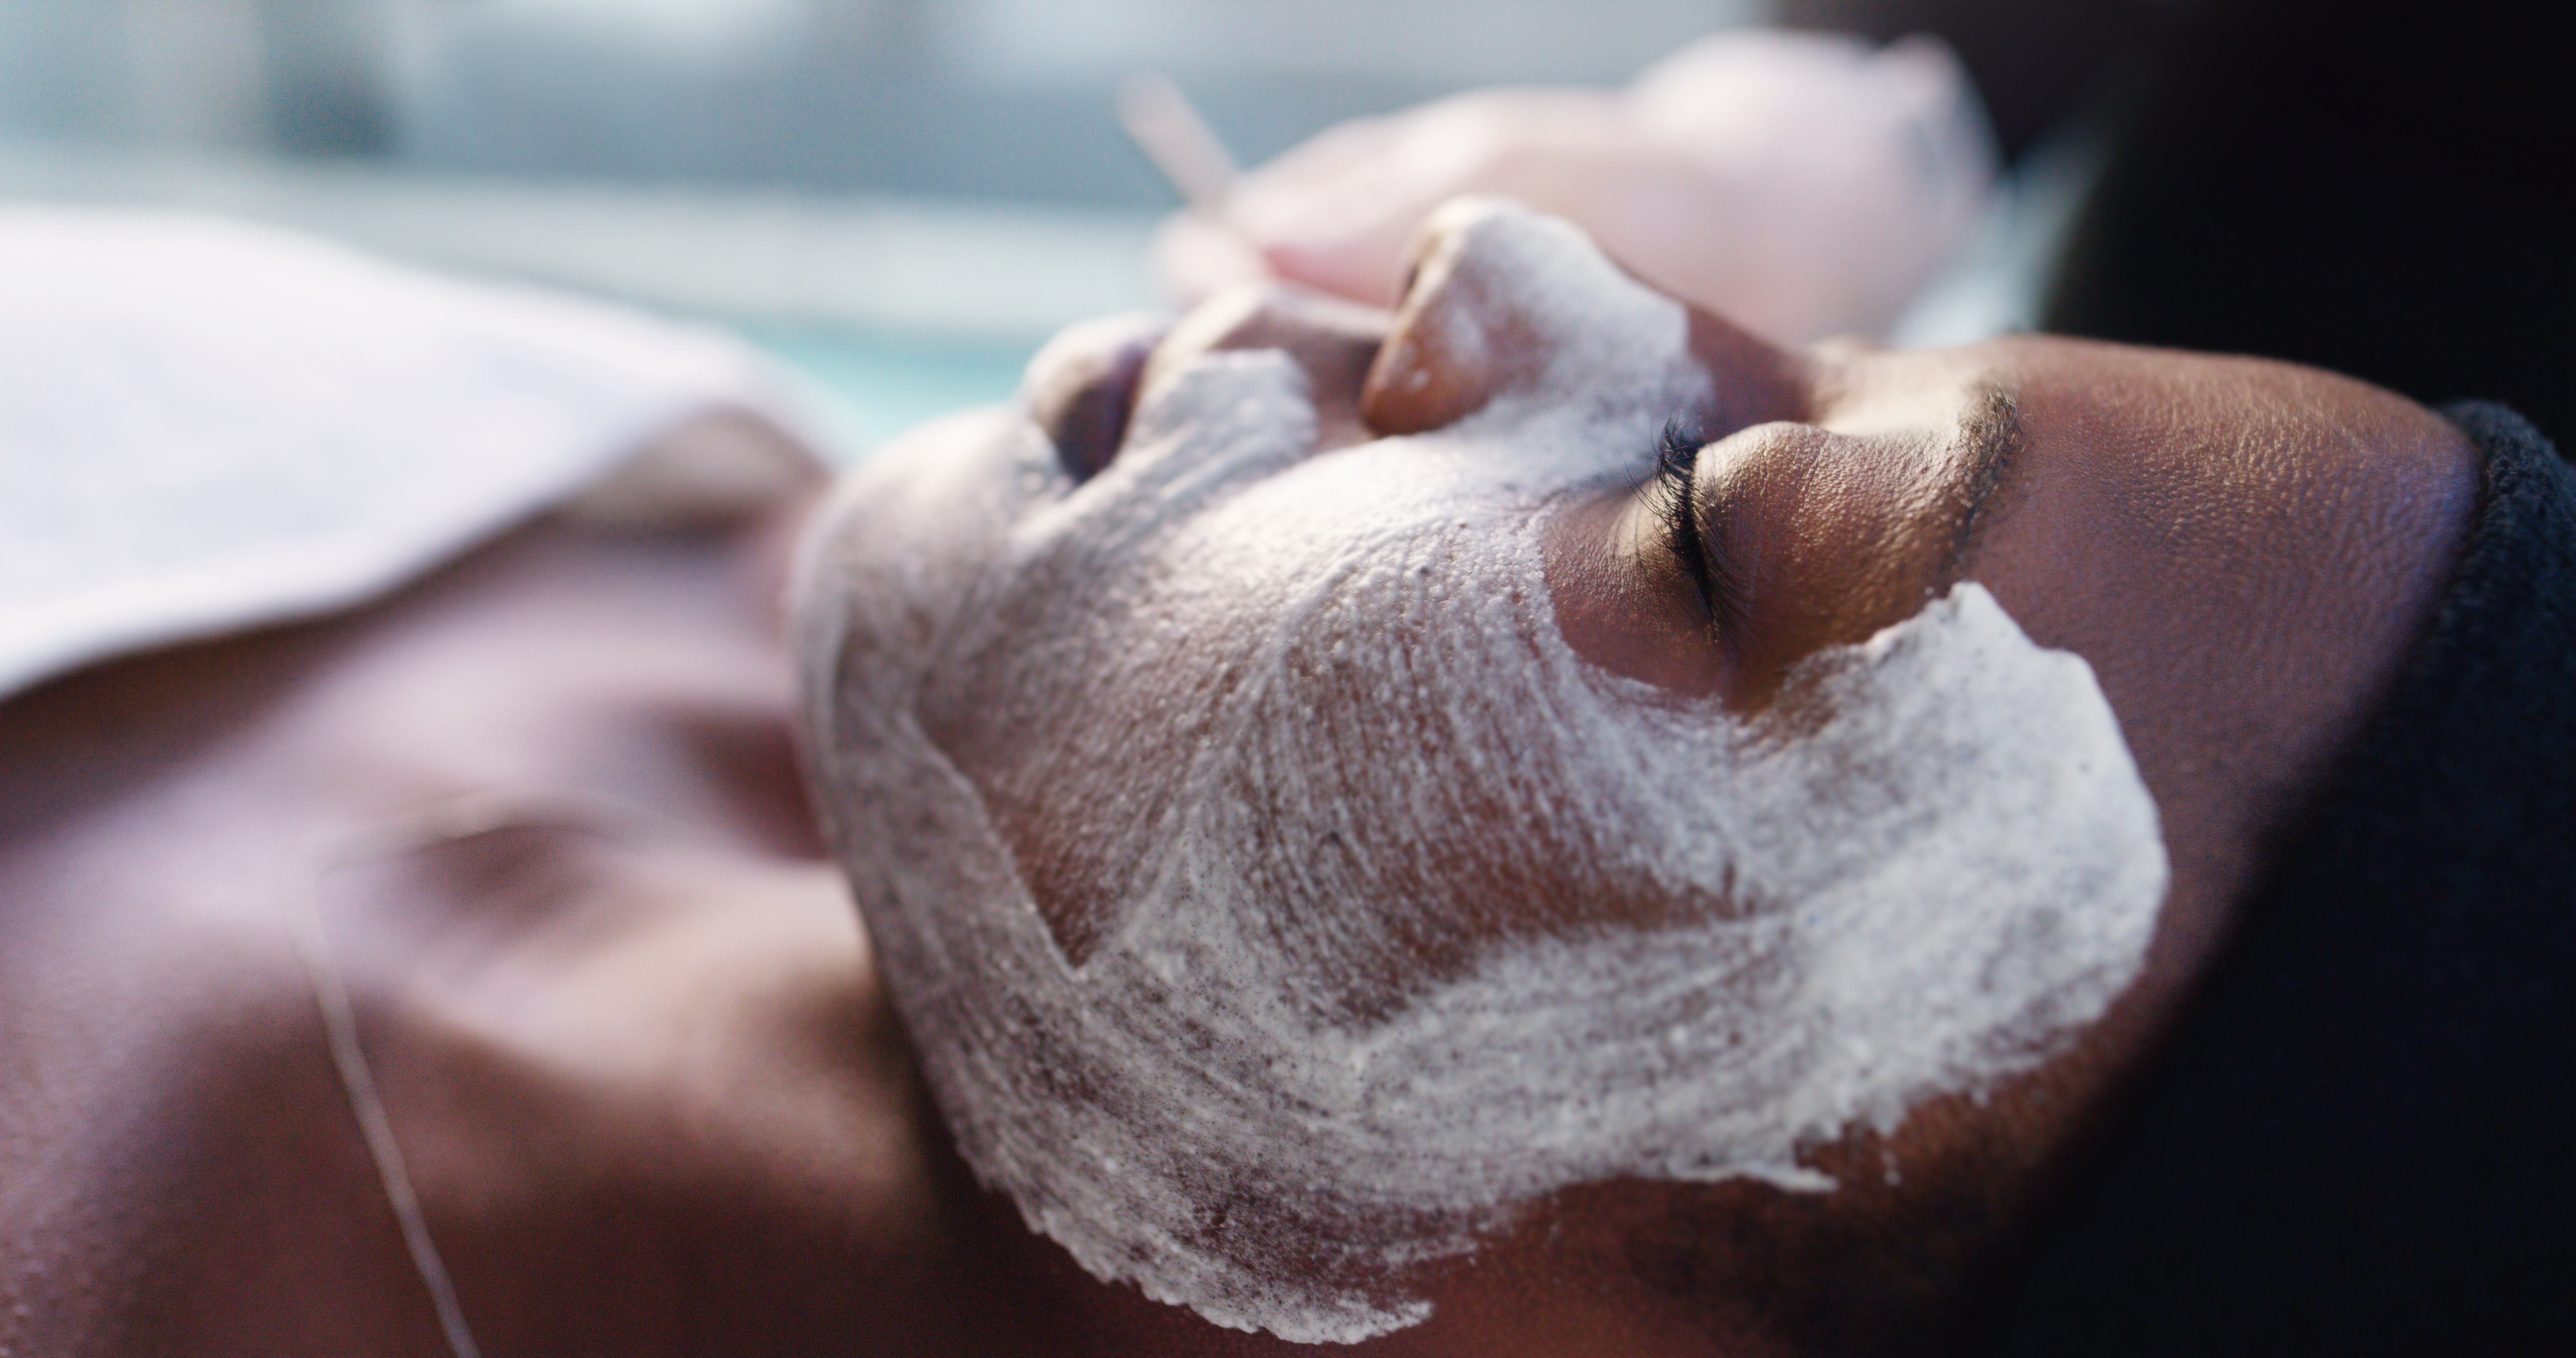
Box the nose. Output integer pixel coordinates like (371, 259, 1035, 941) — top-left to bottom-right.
(1361, 201, 1556, 435)
(1361, 198, 1809, 438)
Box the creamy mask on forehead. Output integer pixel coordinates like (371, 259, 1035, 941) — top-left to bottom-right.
(797, 205, 2166, 1345)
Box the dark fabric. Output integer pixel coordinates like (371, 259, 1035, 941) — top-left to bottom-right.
(1954, 404, 2576, 1355)
(2044, 0, 2573, 445)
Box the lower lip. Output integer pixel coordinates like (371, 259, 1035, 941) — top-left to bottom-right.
(1023, 312, 1169, 480)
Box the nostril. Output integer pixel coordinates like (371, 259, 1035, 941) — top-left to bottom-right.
(1025, 312, 1168, 480)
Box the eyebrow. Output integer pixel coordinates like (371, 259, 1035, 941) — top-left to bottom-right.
(1938, 384, 2028, 586)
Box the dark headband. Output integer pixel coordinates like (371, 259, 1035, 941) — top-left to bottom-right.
(1955, 404, 2576, 1355)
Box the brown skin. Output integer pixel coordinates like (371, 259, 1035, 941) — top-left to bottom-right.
(2, 240, 2472, 1352)
(0, 487, 1040, 1355)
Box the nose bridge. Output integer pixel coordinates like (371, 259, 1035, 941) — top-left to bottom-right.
(1362, 199, 1695, 437)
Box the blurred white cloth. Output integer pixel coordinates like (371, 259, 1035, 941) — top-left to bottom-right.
(1154, 29, 1998, 345)
(0, 206, 809, 702)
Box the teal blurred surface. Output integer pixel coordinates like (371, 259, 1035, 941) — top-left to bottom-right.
(733, 324, 1038, 460)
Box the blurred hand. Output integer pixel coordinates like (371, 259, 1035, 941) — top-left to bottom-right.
(1152, 30, 1997, 345)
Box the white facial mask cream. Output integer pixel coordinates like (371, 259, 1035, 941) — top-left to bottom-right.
(796, 204, 2167, 1345)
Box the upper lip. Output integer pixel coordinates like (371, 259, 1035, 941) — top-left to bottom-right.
(1152, 285, 1390, 455)
(1027, 285, 1394, 482)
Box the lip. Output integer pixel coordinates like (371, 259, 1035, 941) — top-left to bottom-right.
(1022, 311, 1172, 480)
(1137, 284, 1393, 454)
(1024, 289, 1393, 486)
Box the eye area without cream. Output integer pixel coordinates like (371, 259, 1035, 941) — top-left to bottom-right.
(1550, 377, 2037, 713)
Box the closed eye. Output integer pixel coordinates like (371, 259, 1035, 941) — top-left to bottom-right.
(1646, 416, 1751, 647)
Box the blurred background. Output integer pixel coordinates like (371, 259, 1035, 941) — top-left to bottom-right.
(0, 0, 1781, 449)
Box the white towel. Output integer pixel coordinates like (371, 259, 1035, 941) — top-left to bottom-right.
(0, 206, 807, 701)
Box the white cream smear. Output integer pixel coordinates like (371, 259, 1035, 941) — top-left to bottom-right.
(798, 203, 2167, 1344)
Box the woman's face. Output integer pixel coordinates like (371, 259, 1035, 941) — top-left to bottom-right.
(792, 201, 2473, 1349)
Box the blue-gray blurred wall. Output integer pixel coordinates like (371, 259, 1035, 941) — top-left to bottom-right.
(0, 0, 1760, 206)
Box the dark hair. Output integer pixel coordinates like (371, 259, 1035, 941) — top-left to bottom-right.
(2047, 0, 2573, 444)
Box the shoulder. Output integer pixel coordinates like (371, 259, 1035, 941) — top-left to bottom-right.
(3, 509, 1009, 1353)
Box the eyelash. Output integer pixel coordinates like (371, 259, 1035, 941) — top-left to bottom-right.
(1647, 416, 1751, 640)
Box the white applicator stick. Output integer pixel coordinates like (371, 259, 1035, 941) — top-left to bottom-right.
(1117, 72, 1240, 215)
